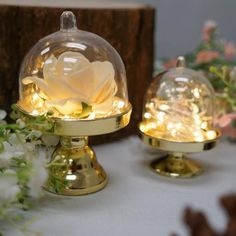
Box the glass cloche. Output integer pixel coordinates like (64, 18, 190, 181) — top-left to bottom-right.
(18, 11, 129, 120)
(140, 56, 217, 142)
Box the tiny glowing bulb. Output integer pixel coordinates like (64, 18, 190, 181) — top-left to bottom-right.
(193, 88, 200, 98)
(144, 112, 151, 119)
(117, 100, 125, 109)
(32, 93, 39, 102)
(167, 122, 174, 130)
(157, 111, 165, 121)
(32, 110, 39, 115)
(193, 131, 204, 142)
(200, 122, 208, 130)
(206, 130, 217, 140)
(159, 104, 170, 111)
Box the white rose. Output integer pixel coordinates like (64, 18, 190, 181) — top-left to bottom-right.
(22, 51, 117, 115)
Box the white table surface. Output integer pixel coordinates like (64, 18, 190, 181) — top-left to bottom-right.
(4, 137, 236, 236)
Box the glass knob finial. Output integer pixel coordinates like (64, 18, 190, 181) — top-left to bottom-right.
(60, 11, 77, 32)
(176, 56, 186, 68)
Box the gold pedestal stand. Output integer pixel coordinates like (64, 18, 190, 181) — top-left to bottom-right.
(45, 136, 108, 195)
(139, 122, 220, 178)
(18, 104, 132, 195)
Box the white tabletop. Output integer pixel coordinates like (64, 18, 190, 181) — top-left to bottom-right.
(4, 137, 236, 236)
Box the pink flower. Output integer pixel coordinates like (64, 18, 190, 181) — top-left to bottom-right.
(216, 113, 236, 127)
(216, 113, 236, 138)
(195, 50, 220, 64)
(224, 42, 236, 60)
(202, 20, 217, 43)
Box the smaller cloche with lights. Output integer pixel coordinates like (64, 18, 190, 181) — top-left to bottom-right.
(139, 56, 220, 178)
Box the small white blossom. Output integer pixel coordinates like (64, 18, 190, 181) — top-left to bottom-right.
(0, 110, 6, 120)
(0, 110, 7, 125)
(0, 141, 24, 168)
(27, 130, 42, 140)
(8, 133, 26, 155)
(28, 150, 48, 199)
(42, 134, 60, 147)
(0, 172, 20, 204)
(16, 119, 26, 129)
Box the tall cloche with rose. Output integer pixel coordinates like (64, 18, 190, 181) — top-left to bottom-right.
(18, 11, 129, 119)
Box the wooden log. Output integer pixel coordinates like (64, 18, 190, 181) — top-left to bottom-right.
(0, 1, 155, 144)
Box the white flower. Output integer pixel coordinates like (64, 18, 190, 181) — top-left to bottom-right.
(22, 51, 117, 115)
(204, 20, 217, 30)
(41, 134, 60, 147)
(27, 130, 42, 140)
(8, 132, 41, 154)
(28, 149, 48, 199)
(0, 110, 6, 120)
(16, 119, 26, 129)
(0, 110, 7, 125)
(0, 141, 24, 168)
(0, 172, 20, 204)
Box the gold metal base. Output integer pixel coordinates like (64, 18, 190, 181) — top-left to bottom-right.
(150, 153, 203, 178)
(17, 104, 132, 196)
(44, 136, 108, 196)
(139, 121, 220, 178)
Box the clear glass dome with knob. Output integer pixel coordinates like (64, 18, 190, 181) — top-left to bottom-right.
(18, 11, 129, 119)
(141, 57, 217, 142)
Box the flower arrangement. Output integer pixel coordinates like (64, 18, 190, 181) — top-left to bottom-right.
(0, 106, 58, 235)
(19, 51, 118, 118)
(156, 21, 236, 138)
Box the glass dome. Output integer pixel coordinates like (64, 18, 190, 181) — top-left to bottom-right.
(18, 11, 129, 120)
(140, 57, 217, 142)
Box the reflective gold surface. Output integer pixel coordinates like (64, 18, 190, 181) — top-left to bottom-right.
(139, 121, 220, 178)
(53, 104, 132, 136)
(45, 136, 108, 195)
(17, 103, 132, 136)
(17, 104, 132, 195)
(139, 121, 220, 152)
(150, 154, 203, 178)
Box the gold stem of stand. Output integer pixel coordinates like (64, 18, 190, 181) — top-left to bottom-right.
(44, 136, 108, 196)
(150, 152, 203, 178)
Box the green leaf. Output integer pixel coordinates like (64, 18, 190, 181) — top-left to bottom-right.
(74, 102, 92, 119)
(48, 175, 69, 194)
(11, 103, 18, 111)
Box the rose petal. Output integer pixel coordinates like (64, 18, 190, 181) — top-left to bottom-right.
(92, 99, 113, 113)
(42, 73, 80, 100)
(56, 51, 90, 78)
(46, 98, 82, 115)
(67, 65, 95, 100)
(43, 55, 58, 81)
(93, 79, 117, 103)
(91, 61, 116, 99)
(22, 76, 58, 98)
